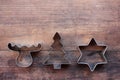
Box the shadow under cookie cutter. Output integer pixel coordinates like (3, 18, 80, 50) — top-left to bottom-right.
(8, 43, 41, 67)
(43, 32, 71, 69)
(77, 38, 108, 72)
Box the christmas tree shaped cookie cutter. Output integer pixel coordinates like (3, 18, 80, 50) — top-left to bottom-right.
(43, 32, 71, 69)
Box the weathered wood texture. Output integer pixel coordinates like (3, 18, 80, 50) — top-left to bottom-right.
(0, 0, 120, 80)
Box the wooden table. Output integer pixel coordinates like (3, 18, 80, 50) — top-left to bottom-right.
(0, 0, 119, 80)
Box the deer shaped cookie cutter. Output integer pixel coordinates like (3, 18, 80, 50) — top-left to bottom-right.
(8, 43, 41, 67)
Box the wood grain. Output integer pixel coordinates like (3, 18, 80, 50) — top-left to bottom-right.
(0, 0, 120, 80)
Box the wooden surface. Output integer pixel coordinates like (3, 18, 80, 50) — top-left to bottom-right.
(0, 0, 120, 80)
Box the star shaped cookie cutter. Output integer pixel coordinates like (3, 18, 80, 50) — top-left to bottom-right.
(8, 43, 41, 67)
(43, 32, 71, 69)
(77, 38, 108, 71)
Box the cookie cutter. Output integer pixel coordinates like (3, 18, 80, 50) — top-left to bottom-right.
(43, 32, 71, 69)
(8, 43, 41, 67)
(77, 38, 108, 71)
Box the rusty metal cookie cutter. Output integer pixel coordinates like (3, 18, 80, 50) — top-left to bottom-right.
(43, 32, 71, 69)
(8, 43, 41, 67)
(77, 38, 108, 71)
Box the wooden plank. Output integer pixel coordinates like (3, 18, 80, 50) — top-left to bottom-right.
(0, 50, 119, 80)
(0, 26, 120, 50)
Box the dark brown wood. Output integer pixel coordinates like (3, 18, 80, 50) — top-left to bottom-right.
(0, 0, 120, 80)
